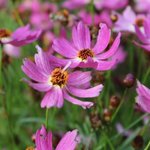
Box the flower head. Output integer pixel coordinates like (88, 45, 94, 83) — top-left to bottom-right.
(136, 81, 150, 113)
(1, 25, 41, 47)
(22, 46, 103, 109)
(27, 125, 79, 150)
(113, 6, 146, 33)
(53, 22, 121, 71)
(134, 18, 150, 51)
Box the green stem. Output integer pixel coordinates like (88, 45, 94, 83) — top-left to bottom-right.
(143, 67, 150, 83)
(111, 89, 128, 122)
(90, 0, 94, 25)
(103, 131, 115, 150)
(45, 108, 49, 129)
(144, 140, 150, 150)
(0, 44, 2, 89)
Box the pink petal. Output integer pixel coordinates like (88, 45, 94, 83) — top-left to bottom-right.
(41, 88, 64, 108)
(67, 84, 103, 98)
(56, 130, 79, 150)
(68, 71, 92, 87)
(63, 90, 94, 109)
(22, 59, 48, 82)
(72, 22, 91, 49)
(53, 38, 77, 58)
(93, 23, 111, 54)
(96, 33, 121, 59)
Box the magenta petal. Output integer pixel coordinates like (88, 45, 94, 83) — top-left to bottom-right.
(22, 59, 48, 82)
(35, 45, 53, 74)
(144, 19, 150, 38)
(93, 23, 111, 54)
(96, 33, 121, 59)
(72, 22, 91, 49)
(23, 79, 51, 92)
(68, 71, 92, 87)
(96, 60, 116, 71)
(63, 90, 94, 109)
(41, 88, 64, 108)
(56, 130, 79, 150)
(53, 38, 77, 58)
(67, 84, 103, 98)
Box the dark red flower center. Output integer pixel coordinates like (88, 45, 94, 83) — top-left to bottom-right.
(78, 49, 94, 61)
(50, 68, 68, 87)
(0, 29, 11, 39)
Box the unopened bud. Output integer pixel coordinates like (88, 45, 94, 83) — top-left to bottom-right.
(123, 73, 135, 88)
(103, 109, 112, 122)
(132, 135, 144, 149)
(90, 112, 102, 129)
(109, 95, 120, 110)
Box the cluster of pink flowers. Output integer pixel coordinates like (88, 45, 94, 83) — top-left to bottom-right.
(2, 0, 150, 149)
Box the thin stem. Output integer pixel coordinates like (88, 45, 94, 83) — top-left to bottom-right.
(45, 108, 49, 129)
(0, 44, 2, 90)
(144, 140, 150, 150)
(103, 131, 115, 150)
(143, 67, 150, 83)
(90, 0, 94, 25)
(13, 10, 24, 26)
(111, 89, 128, 122)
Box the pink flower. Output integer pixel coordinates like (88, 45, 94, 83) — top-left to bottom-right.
(135, 0, 150, 13)
(53, 22, 121, 71)
(0, 0, 7, 9)
(95, 0, 128, 10)
(22, 46, 103, 109)
(78, 10, 112, 27)
(1, 25, 41, 47)
(113, 6, 146, 33)
(63, 0, 128, 10)
(136, 81, 150, 113)
(35, 125, 79, 150)
(135, 18, 150, 51)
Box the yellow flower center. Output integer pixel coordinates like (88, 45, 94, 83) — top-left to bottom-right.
(78, 49, 94, 61)
(50, 68, 68, 88)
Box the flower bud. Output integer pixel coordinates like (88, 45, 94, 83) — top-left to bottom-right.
(90, 112, 102, 129)
(109, 95, 120, 110)
(103, 109, 112, 122)
(132, 135, 144, 149)
(123, 73, 135, 88)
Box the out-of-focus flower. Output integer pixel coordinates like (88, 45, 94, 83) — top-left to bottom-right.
(0, 25, 41, 47)
(22, 46, 103, 109)
(63, 0, 128, 10)
(113, 6, 146, 33)
(135, 0, 150, 13)
(18, 0, 57, 31)
(26, 125, 80, 150)
(95, 0, 128, 10)
(3, 44, 20, 58)
(0, 0, 7, 9)
(135, 18, 150, 51)
(116, 123, 132, 137)
(53, 22, 121, 71)
(78, 10, 112, 27)
(136, 81, 150, 113)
